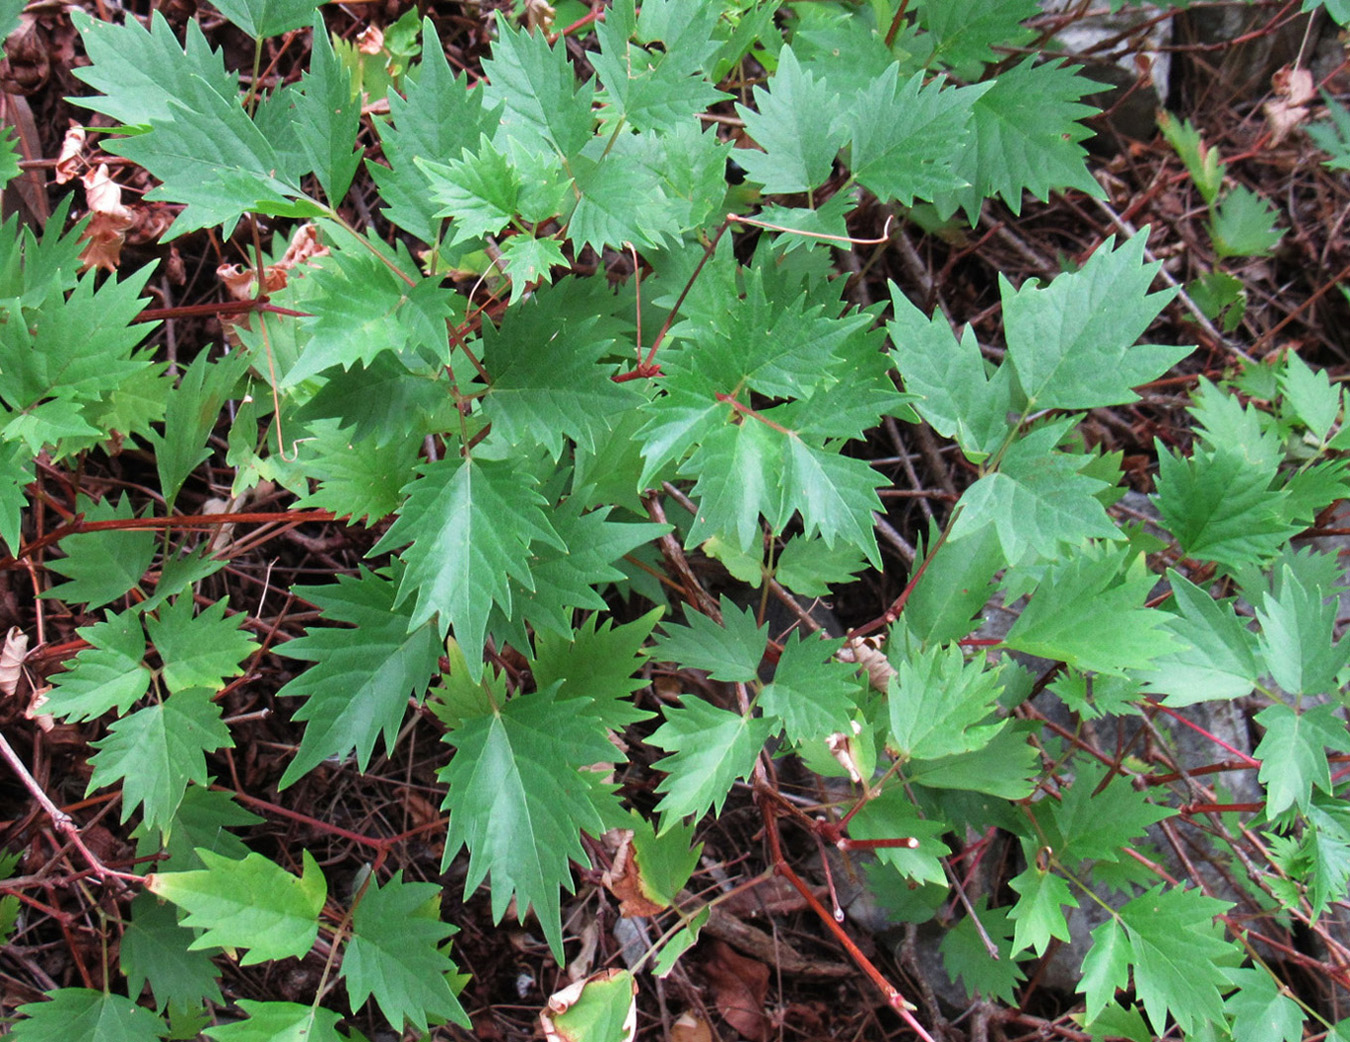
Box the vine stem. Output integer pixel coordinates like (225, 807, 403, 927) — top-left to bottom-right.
(0, 730, 143, 887)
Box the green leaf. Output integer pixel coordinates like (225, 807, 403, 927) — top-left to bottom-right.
(1138, 573, 1261, 705)
(904, 521, 1004, 646)
(146, 596, 257, 696)
(907, 723, 1038, 799)
(1311, 90, 1350, 169)
(1120, 884, 1235, 1036)
(497, 234, 568, 305)
(848, 787, 952, 887)
(936, 58, 1104, 222)
(10, 989, 165, 1042)
(1004, 232, 1186, 410)
(41, 495, 155, 609)
(653, 906, 709, 978)
(1210, 185, 1284, 259)
(531, 609, 661, 728)
(940, 898, 1025, 1003)
(204, 1001, 346, 1042)
(1255, 703, 1350, 816)
(423, 135, 522, 245)
(849, 73, 987, 206)
(917, 0, 1039, 72)
(773, 535, 867, 597)
(948, 422, 1123, 562)
(760, 631, 859, 743)
(780, 435, 885, 568)
(344, 872, 469, 1030)
(887, 286, 1015, 461)
(1078, 918, 1130, 1025)
(290, 19, 362, 203)
(1008, 860, 1077, 956)
(122, 891, 224, 1011)
(734, 47, 845, 193)
(478, 286, 642, 457)
(376, 455, 563, 679)
(1160, 113, 1225, 205)
(544, 971, 636, 1042)
(48, 610, 152, 721)
(654, 596, 768, 682)
(1041, 760, 1176, 864)
(0, 441, 32, 553)
(439, 686, 619, 958)
(482, 14, 595, 159)
(88, 688, 233, 834)
(210, 0, 319, 38)
(276, 568, 442, 787)
(293, 422, 420, 526)
(624, 812, 702, 909)
(1278, 349, 1341, 442)
(141, 784, 263, 870)
(1225, 966, 1304, 1042)
(1255, 557, 1350, 697)
(147, 849, 326, 965)
(1005, 545, 1180, 674)
(888, 644, 1005, 761)
(649, 696, 774, 824)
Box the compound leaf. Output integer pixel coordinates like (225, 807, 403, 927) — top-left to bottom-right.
(1255, 702, 1350, 816)
(41, 496, 155, 610)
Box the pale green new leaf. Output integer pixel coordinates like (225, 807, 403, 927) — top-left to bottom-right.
(498, 234, 568, 305)
(1120, 884, 1235, 1036)
(344, 873, 469, 1030)
(88, 688, 232, 834)
(146, 595, 257, 696)
(122, 891, 223, 1011)
(887, 286, 1015, 461)
(1255, 703, 1350, 816)
(276, 568, 442, 787)
(734, 47, 845, 193)
(1279, 349, 1341, 442)
(760, 631, 859, 743)
(889, 644, 1005, 761)
(947, 421, 1122, 562)
(423, 136, 521, 245)
(1004, 232, 1186, 410)
(42, 496, 155, 610)
(1255, 558, 1350, 697)
(1138, 572, 1261, 705)
(439, 687, 619, 958)
(210, 0, 319, 38)
(1005, 545, 1179, 674)
(204, 1000, 346, 1042)
(377, 456, 563, 679)
(1210, 185, 1284, 259)
(10, 989, 164, 1042)
(47, 610, 151, 721)
(654, 595, 768, 682)
(148, 849, 326, 965)
(649, 696, 774, 824)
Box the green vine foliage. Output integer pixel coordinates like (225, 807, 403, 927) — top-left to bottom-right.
(3, 1, 1350, 1039)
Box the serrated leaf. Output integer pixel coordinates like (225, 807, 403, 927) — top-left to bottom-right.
(1120, 884, 1235, 1036)
(344, 872, 469, 1030)
(41, 495, 155, 609)
(1078, 918, 1130, 1025)
(423, 135, 521, 245)
(1004, 232, 1186, 410)
(10, 989, 165, 1042)
(936, 58, 1104, 222)
(1042, 760, 1176, 864)
(849, 73, 986, 206)
(1210, 185, 1284, 259)
(440, 687, 619, 958)
(290, 19, 362, 203)
(211, 0, 319, 38)
(653, 906, 709, 978)
(649, 696, 774, 824)
(88, 689, 233, 834)
(146, 596, 257, 696)
(889, 644, 1005, 761)
(1008, 860, 1077, 956)
(847, 787, 952, 887)
(498, 234, 568, 305)
(0, 441, 32, 553)
(625, 812, 702, 909)
(1255, 703, 1350, 816)
(1138, 572, 1261, 705)
(532, 609, 661, 728)
(907, 723, 1038, 799)
(654, 596, 768, 682)
(887, 286, 1015, 461)
(734, 47, 845, 193)
(948, 422, 1122, 562)
(294, 421, 420, 526)
(760, 631, 858, 743)
(122, 891, 224, 1011)
(1304, 797, 1350, 922)
(1005, 545, 1179, 674)
(1278, 349, 1340, 441)
(276, 568, 442, 787)
(773, 535, 866, 597)
(376, 455, 562, 679)
(148, 849, 326, 965)
(917, 0, 1039, 72)
(543, 970, 637, 1042)
(1225, 966, 1304, 1042)
(48, 609, 151, 721)
(1255, 559, 1350, 697)
(204, 1000, 346, 1042)
(141, 784, 263, 870)
(904, 521, 1004, 646)
(940, 898, 1025, 1003)
(482, 14, 595, 159)
(781, 435, 885, 568)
